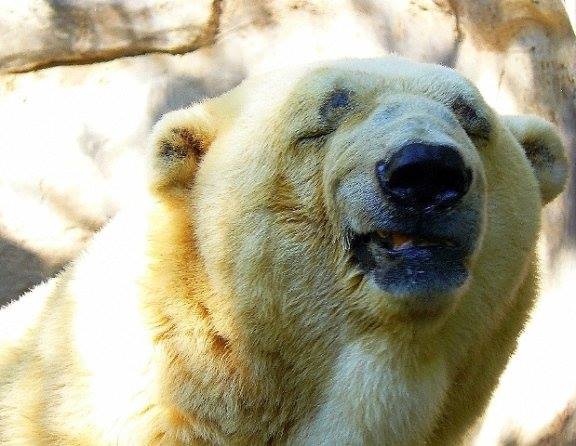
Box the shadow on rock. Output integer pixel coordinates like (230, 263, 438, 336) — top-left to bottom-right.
(0, 236, 66, 308)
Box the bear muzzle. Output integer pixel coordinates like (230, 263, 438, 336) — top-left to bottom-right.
(329, 96, 485, 301)
(342, 144, 482, 301)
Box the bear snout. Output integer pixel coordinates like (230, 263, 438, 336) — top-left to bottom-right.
(375, 143, 472, 212)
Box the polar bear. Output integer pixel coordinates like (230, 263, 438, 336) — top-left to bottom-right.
(0, 58, 568, 445)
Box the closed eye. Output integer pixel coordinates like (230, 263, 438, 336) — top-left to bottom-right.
(295, 129, 335, 145)
(450, 96, 491, 141)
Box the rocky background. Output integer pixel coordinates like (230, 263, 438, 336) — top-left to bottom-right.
(0, 1, 575, 444)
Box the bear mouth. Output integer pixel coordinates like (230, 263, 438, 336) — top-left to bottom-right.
(350, 229, 470, 298)
(374, 230, 455, 252)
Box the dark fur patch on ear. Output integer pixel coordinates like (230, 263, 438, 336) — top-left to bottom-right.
(159, 140, 187, 160)
(159, 128, 205, 161)
(523, 139, 555, 167)
(451, 96, 491, 140)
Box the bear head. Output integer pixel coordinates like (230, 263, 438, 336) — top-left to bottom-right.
(148, 58, 567, 331)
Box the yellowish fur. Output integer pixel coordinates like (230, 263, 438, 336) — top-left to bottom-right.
(0, 58, 567, 445)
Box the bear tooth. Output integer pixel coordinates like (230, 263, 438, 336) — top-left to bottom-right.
(376, 230, 390, 239)
(391, 233, 414, 249)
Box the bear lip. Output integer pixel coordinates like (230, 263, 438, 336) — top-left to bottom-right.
(374, 230, 455, 252)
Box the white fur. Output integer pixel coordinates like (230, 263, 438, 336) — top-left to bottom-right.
(293, 340, 448, 445)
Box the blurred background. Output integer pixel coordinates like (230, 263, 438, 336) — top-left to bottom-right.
(0, 0, 574, 444)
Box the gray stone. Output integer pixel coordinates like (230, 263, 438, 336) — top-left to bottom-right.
(0, 0, 219, 73)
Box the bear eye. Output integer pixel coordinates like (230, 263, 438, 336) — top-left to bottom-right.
(450, 96, 491, 141)
(294, 129, 335, 146)
(294, 88, 354, 147)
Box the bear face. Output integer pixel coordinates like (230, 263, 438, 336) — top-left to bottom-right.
(151, 58, 566, 331)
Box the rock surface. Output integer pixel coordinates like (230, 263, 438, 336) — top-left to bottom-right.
(0, 0, 219, 73)
(0, 0, 575, 444)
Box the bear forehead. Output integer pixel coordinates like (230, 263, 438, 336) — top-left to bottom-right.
(246, 58, 478, 103)
(248, 59, 492, 143)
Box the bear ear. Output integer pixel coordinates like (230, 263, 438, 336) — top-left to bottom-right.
(503, 115, 568, 204)
(149, 104, 216, 193)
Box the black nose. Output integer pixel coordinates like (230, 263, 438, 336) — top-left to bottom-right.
(376, 143, 472, 210)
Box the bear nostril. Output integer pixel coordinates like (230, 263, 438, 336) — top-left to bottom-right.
(376, 143, 472, 210)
